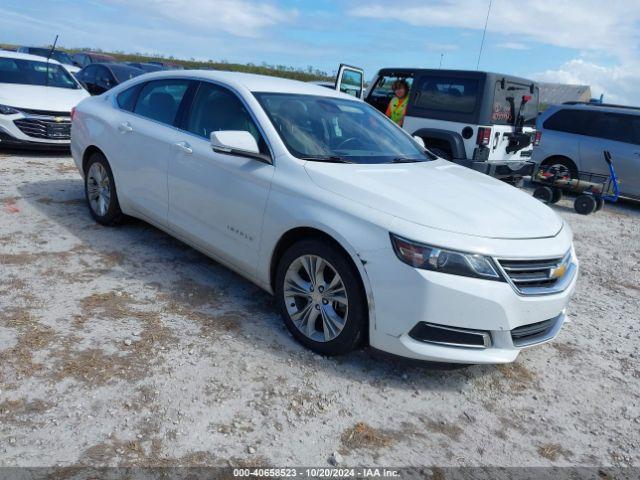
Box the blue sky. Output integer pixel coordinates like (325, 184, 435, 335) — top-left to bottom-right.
(2, 0, 640, 104)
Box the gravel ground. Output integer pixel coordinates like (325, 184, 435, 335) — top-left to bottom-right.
(0, 150, 639, 469)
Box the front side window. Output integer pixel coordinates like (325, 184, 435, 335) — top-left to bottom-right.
(255, 92, 430, 164)
(133, 79, 190, 125)
(185, 82, 267, 152)
(367, 74, 414, 114)
(414, 76, 478, 114)
(0, 57, 79, 89)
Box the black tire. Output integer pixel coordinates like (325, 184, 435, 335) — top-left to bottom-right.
(84, 151, 124, 226)
(595, 197, 605, 211)
(550, 187, 563, 204)
(541, 157, 578, 179)
(428, 147, 452, 161)
(275, 239, 367, 356)
(533, 186, 554, 203)
(574, 194, 597, 215)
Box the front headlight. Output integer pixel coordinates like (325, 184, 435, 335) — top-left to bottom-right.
(0, 104, 20, 115)
(390, 233, 503, 281)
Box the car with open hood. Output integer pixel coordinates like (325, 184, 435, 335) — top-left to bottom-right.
(0, 51, 89, 148)
(70, 70, 578, 364)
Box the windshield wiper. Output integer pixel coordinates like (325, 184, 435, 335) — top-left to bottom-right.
(300, 155, 353, 163)
(391, 157, 425, 163)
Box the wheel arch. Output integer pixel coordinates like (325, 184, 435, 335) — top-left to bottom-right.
(411, 128, 466, 159)
(268, 226, 375, 335)
(82, 145, 106, 174)
(540, 154, 578, 176)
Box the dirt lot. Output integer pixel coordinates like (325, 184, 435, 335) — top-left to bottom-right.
(0, 150, 639, 468)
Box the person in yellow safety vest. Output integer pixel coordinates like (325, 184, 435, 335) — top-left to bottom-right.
(385, 79, 410, 127)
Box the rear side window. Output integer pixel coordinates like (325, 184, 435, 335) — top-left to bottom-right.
(117, 83, 142, 111)
(414, 76, 479, 113)
(543, 109, 593, 135)
(133, 79, 191, 125)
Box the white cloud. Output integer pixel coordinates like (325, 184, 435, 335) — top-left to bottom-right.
(108, 0, 296, 38)
(535, 59, 640, 105)
(496, 42, 529, 50)
(349, 0, 640, 61)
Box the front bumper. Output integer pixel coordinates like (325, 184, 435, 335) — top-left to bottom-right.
(0, 112, 71, 148)
(364, 246, 578, 364)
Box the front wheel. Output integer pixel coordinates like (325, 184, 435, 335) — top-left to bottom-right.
(275, 239, 367, 356)
(85, 152, 123, 226)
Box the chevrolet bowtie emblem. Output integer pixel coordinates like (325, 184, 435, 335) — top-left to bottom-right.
(54, 117, 64, 123)
(549, 263, 567, 280)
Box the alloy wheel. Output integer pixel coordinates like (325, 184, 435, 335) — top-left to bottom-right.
(283, 254, 349, 342)
(86, 162, 111, 217)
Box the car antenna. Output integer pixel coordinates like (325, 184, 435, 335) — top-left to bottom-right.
(44, 34, 59, 87)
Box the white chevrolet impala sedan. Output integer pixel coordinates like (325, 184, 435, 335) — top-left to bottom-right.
(71, 70, 578, 364)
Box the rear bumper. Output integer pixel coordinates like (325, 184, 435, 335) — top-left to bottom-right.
(456, 159, 535, 178)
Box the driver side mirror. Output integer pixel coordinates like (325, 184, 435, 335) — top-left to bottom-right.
(210, 130, 270, 163)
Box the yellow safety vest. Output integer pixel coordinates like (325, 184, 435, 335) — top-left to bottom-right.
(388, 96, 408, 125)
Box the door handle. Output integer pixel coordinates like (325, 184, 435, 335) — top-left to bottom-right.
(118, 121, 133, 134)
(174, 141, 193, 154)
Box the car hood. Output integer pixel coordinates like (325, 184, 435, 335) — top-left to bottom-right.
(0, 83, 89, 112)
(304, 159, 563, 239)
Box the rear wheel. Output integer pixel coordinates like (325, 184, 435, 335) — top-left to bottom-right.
(275, 239, 367, 356)
(574, 194, 597, 215)
(84, 152, 123, 226)
(541, 157, 577, 179)
(533, 186, 554, 203)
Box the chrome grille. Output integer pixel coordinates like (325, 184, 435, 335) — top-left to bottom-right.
(498, 250, 574, 295)
(14, 117, 71, 140)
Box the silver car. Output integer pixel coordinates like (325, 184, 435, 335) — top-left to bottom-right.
(533, 102, 640, 200)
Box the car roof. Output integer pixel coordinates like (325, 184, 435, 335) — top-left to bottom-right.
(127, 69, 354, 99)
(553, 102, 640, 116)
(0, 50, 63, 66)
(375, 68, 536, 86)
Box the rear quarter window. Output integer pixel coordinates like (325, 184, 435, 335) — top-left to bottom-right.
(413, 76, 479, 113)
(117, 83, 142, 112)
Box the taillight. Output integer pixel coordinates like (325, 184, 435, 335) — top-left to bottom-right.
(71, 107, 77, 121)
(476, 127, 491, 146)
(533, 131, 542, 146)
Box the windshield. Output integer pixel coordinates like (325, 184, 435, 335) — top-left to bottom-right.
(28, 48, 74, 66)
(0, 57, 79, 89)
(492, 81, 539, 127)
(254, 92, 430, 164)
(110, 66, 144, 83)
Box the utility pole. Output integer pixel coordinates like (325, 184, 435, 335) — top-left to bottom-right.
(476, 0, 492, 70)
(439, 53, 444, 69)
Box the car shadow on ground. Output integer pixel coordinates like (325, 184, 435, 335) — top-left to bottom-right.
(18, 177, 496, 391)
(0, 146, 71, 157)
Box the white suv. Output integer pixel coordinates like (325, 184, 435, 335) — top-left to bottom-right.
(333, 66, 540, 183)
(71, 70, 578, 364)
